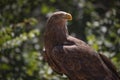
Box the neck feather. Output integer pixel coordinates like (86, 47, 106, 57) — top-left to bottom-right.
(44, 21, 68, 49)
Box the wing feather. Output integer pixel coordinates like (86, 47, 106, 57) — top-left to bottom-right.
(99, 53, 120, 79)
(52, 44, 107, 79)
(51, 36, 120, 79)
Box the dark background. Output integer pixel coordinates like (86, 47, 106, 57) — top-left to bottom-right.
(0, 0, 120, 80)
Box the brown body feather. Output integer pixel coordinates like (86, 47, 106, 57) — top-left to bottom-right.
(44, 11, 120, 80)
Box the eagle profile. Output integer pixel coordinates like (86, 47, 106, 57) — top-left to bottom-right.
(44, 11, 120, 80)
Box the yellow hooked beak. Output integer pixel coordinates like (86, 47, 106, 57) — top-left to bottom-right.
(65, 13, 72, 20)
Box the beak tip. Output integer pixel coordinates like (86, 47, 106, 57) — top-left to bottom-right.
(66, 13, 72, 20)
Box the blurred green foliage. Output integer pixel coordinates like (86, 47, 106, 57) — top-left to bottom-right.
(0, 0, 120, 80)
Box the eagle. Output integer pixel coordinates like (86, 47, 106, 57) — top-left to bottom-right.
(44, 11, 120, 80)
